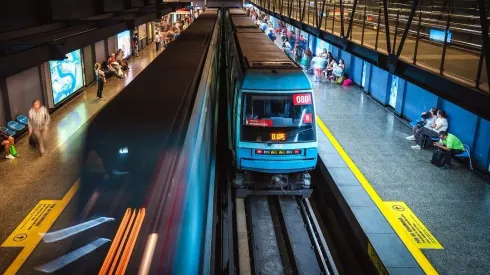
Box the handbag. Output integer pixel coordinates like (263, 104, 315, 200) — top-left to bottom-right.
(430, 150, 445, 167)
(9, 145, 18, 157)
(416, 120, 427, 127)
(29, 136, 37, 148)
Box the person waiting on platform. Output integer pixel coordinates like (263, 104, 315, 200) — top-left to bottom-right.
(411, 110, 448, 149)
(433, 131, 465, 169)
(302, 48, 313, 70)
(311, 55, 328, 82)
(268, 29, 276, 41)
(260, 20, 268, 32)
(28, 99, 50, 157)
(107, 53, 123, 78)
(329, 59, 345, 83)
(116, 49, 129, 70)
(294, 44, 303, 64)
(0, 128, 16, 159)
(406, 108, 437, 141)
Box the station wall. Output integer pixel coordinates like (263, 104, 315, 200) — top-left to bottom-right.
(332, 44, 490, 171)
(0, 85, 5, 126)
(6, 66, 44, 120)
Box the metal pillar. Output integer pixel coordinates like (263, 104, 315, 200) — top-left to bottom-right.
(477, 0, 490, 89)
(346, 0, 359, 39)
(382, 0, 392, 53)
(439, 0, 453, 75)
(397, 0, 420, 57)
(339, 0, 345, 37)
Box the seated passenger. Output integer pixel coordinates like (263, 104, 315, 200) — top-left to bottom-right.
(116, 49, 129, 70)
(107, 53, 123, 78)
(433, 131, 465, 169)
(406, 108, 437, 141)
(328, 59, 345, 83)
(324, 57, 336, 78)
(0, 128, 16, 159)
(411, 110, 448, 149)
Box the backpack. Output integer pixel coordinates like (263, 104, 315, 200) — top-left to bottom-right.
(430, 150, 445, 167)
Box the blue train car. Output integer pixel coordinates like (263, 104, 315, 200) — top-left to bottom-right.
(225, 10, 317, 197)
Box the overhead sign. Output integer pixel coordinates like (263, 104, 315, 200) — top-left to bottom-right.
(292, 93, 312, 105)
(245, 118, 272, 127)
(384, 201, 443, 249)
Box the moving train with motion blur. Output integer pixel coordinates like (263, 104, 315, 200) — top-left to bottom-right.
(224, 9, 318, 197)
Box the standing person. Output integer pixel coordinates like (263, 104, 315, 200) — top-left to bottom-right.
(28, 100, 51, 156)
(0, 128, 16, 159)
(132, 32, 139, 57)
(94, 63, 106, 99)
(268, 29, 276, 41)
(154, 31, 161, 51)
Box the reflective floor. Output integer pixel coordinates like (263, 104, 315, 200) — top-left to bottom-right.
(311, 77, 490, 274)
(0, 43, 163, 274)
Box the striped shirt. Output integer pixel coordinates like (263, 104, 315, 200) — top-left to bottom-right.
(28, 106, 50, 130)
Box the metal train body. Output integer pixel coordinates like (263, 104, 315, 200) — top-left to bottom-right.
(225, 9, 318, 196)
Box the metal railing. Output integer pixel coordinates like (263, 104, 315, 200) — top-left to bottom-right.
(252, 0, 490, 93)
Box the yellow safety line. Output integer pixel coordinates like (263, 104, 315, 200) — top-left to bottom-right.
(4, 180, 80, 275)
(316, 116, 438, 275)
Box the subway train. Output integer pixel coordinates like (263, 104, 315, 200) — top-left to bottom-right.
(225, 9, 318, 197)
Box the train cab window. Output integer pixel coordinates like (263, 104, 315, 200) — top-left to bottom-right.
(241, 93, 316, 143)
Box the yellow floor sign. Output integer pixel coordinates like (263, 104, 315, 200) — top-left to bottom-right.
(384, 201, 443, 249)
(2, 181, 79, 275)
(2, 200, 59, 247)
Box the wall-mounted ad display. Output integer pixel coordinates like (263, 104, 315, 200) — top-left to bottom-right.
(138, 24, 147, 40)
(117, 30, 132, 59)
(49, 49, 84, 105)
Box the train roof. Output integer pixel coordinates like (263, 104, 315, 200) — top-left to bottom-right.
(242, 70, 312, 91)
(86, 11, 218, 147)
(231, 16, 257, 29)
(229, 8, 247, 15)
(236, 32, 297, 67)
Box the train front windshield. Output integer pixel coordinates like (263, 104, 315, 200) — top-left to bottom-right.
(241, 92, 316, 143)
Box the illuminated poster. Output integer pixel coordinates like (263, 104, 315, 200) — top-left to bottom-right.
(49, 49, 84, 105)
(138, 24, 147, 40)
(117, 31, 131, 59)
(430, 29, 451, 43)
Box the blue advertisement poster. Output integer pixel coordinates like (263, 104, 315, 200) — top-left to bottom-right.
(49, 49, 84, 105)
(117, 31, 132, 58)
(429, 29, 452, 43)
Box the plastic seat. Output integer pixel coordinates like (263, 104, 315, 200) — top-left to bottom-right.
(430, 137, 440, 142)
(7, 121, 25, 131)
(409, 121, 416, 127)
(1, 126, 15, 136)
(455, 144, 473, 170)
(17, 115, 28, 125)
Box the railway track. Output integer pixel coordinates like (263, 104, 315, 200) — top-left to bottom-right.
(236, 195, 338, 275)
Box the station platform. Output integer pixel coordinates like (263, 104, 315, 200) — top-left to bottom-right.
(0, 43, 162, 274)
(311, 76, 490, 274)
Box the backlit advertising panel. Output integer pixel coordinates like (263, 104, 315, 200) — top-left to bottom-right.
(117, 31, 131, 58)
(429, 29, 452, 43)
(49, 49, 84, 105)
(138, 24, 147, 40)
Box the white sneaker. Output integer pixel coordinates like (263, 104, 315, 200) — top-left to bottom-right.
(406, 135, 415, 141)
(411, 145, 421, 150)
(5, 154, 15, 159)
